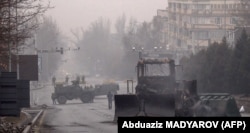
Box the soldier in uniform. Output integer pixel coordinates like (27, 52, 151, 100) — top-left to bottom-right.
(76, 75, 80, 83)
(51, 93, 57, 104)
(81, 75, 86, 84)
(65, 75, 69, 84)
(52, 76, 56, 86)
(107, 91, 113, 109)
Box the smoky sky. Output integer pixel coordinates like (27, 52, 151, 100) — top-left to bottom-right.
(45, 0, 168, 35)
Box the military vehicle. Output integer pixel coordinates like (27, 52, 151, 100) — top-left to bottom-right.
(94, 83, 119, 96)
(52, 80, 95, 104)
(52, 80, 119, 104)
(114, 51, 240, 121)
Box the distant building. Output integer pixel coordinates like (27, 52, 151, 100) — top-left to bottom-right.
(166, 0, 250, 54)
(154, 9, 169, 49)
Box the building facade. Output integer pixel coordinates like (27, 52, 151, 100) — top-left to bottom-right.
(167, 0, 248, 54)
(155, 9, 169, 49)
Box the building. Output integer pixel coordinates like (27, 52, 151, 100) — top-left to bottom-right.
(155, 9, 169, 49)
(167, 0, 249, 54)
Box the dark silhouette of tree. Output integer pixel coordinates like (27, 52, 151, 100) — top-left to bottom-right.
(0, 0, 50, 70)
(232, 28, 250, 93)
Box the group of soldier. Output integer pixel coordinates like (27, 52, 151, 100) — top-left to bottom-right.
(52, 75, 85, 85)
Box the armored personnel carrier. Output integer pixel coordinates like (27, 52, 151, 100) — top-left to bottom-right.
(52, 80, 95, 104)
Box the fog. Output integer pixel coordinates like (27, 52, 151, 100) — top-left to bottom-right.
(38, 0, 168, 81)
(45, 0, 168, 35)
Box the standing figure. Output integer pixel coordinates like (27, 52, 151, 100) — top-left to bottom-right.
(76, 75, 80, 83)
(51, 93, 57, 105)
(107, 91, 113, 109)
(81, 75, 86, 84)
(52, 76, 56, 86)
(65, 75, 69, 84)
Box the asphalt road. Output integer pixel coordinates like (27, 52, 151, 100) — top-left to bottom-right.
(31, 79, 128, 133)
(38, 97, 117, 133)
(30, 79, 250, 133)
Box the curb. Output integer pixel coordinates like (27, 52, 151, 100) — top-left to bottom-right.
(22, 110, 44, 133)
(17, 111, 32, 127)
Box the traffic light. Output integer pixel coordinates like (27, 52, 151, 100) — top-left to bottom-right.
(60, 47, 63, 54)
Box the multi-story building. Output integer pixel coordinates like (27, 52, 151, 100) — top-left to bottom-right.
(155, 9, 169, 49)
(167, 0, 248, 54)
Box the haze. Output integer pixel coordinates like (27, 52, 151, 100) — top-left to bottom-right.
(45, 0, 168, 35)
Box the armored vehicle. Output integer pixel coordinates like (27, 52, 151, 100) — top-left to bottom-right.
(52, 80, 95, 104)
(94, 83, 119, 96)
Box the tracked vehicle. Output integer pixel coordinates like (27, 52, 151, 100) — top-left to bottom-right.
(114, 52, 240, 121)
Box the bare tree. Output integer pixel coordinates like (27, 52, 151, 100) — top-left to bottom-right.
(36, 16, 65, 82)
(0, 0, 50, 71)
(115, 14, 126, 36)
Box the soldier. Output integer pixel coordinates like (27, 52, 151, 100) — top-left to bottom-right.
(52, 76, 56, 86)
(65, 75, 69, 84)
(76, 75, 80, 83)
(51, 93, 57, 104)
(107, 91, 113, 109)
(81, 75, 86, 84)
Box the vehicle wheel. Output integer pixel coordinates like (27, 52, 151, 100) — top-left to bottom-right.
(57, 96, 67, 104)
(80, 93, 94, 103)
(66, 93, 74, 100)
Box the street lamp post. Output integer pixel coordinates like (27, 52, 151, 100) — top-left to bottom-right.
(224, 0, 227, 39)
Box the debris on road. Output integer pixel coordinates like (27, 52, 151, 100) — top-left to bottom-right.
(0, 114, 26, 133)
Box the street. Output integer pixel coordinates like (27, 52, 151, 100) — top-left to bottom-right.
(31, 80, 128, 133)
(30, 79, 250, 133)
(39, 97, 117, 133)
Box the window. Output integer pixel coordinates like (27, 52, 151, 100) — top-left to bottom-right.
(229, 4, 233, 9)
(226, 4, 229, 9)
(233, 4, 237, 9)
(192, 31, 209, 40)
(230, 17, 237, 24)
(199, 31, 209, 40)
(215, 17, 221, 24)
(228, 31, 235, 41)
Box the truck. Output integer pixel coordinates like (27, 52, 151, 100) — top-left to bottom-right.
(94, 83, 119, 96)
(113, 51, 240, 121)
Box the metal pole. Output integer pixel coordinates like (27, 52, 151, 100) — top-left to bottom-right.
(16, 0, 19, 79)
(127, 80, 129, 94)
(224, 0, 227, 38)
(8, 0, 12, 72)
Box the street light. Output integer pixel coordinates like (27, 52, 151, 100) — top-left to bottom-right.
(141, 47, 144, 51)
(132, 46, 136, 51)
(154, 46, 158, 51)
